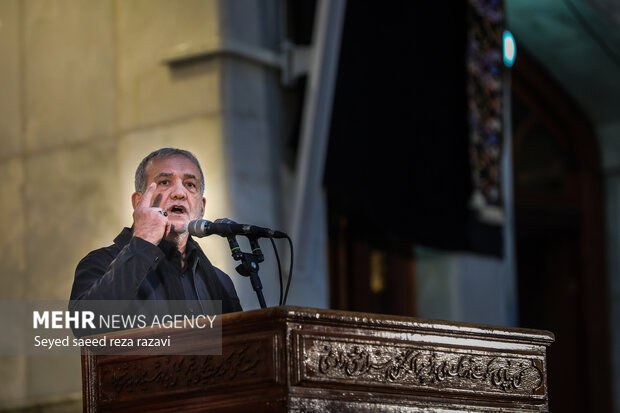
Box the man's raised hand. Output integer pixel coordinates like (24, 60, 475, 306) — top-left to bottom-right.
(132, 183, 171, 245)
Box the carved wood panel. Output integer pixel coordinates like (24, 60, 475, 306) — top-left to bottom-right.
(95, 333, 279, 406)
(295, 331, 546, 404)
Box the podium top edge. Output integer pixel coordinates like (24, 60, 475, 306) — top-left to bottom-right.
(224, 306, 555, 344)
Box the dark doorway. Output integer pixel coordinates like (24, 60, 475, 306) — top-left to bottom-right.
(328, 209, 417, 316)
(512, 50, 611, 412)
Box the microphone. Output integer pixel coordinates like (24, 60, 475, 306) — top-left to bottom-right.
(188, 219, 287, 239)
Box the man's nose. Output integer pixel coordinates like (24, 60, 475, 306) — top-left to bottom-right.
(170, 180, 186, 199)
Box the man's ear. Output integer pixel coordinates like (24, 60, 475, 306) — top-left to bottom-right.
(131, 192, 142, 210)
(200, 197, 206, 217)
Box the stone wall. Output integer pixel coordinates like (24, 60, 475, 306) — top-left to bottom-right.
(0, 1, 290, 410)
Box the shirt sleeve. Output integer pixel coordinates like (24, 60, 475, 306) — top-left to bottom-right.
(69, 236, 165, 306)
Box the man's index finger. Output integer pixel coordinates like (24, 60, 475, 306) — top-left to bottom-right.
(138, 182, 156, 208)
(151, 193, 162, 208)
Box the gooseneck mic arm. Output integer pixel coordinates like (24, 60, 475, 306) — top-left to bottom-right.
(189, 219, 285, 309)
(188, 219, 287, 239)
(231, 237, 267, 309)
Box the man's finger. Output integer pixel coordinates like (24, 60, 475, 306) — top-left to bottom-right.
(151, 193, 163, 209)
(137, 182, 156, 208)
(163, 221, 172, 238)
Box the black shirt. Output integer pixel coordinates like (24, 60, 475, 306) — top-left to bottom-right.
(69, 227, 242, 314)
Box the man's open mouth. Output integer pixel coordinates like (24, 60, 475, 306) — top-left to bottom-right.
(168, 206, 186, 215)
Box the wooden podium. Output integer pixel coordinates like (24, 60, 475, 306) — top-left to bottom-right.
(81, 306, 554, 412)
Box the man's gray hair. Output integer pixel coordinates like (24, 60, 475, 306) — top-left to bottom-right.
(134, 148, 205, 194)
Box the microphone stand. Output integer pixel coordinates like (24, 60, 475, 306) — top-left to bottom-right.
(226, 236, 266, 308)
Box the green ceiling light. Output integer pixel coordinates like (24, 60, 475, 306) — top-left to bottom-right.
(503, 30, 516, 67)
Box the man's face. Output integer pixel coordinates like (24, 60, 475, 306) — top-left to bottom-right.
(134, 154, 206, 233)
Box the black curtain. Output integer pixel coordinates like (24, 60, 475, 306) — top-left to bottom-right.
(325, 0, 502, 255)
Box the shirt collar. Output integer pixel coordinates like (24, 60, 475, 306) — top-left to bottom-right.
(185, 236, 200, 269)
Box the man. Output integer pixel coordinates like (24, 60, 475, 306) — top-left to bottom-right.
(69, 148, 242, 317)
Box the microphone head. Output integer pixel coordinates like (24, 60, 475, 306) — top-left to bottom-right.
(188, 219, 212, 237)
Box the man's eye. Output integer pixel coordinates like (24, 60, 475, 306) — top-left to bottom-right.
(159, 180, 169, 185)
(186, 182, 196, 188)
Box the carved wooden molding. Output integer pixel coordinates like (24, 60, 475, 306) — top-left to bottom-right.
(297, 333, 546, 400)
(97, 334, 278, 403)
(289, 396, 540, 413)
